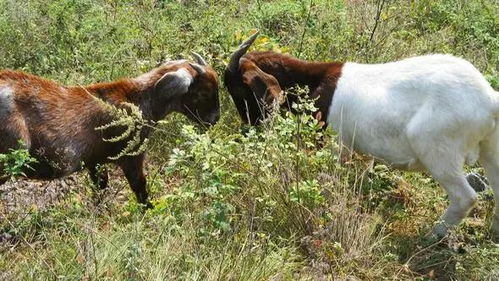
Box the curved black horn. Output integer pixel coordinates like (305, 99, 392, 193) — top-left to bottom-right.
(227, 31, 260, 73)
(191, 52, 207, 66)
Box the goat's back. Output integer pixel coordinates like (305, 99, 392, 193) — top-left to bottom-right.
(0, 71, 119, 178)
(329, 54, 497, 169)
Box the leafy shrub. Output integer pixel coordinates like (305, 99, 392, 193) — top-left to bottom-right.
(0, 141, 37, 180)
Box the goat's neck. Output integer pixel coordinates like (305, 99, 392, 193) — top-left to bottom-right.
(84, 78, 162, 122)
(276, 58, 343, 125)
(277, 58, 341, 88)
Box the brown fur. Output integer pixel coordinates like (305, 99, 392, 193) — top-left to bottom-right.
(0, 61, 219, 206)
(225, 50, 343, 125)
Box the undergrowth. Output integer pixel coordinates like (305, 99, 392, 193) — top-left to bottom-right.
(0, 0, 498, 280)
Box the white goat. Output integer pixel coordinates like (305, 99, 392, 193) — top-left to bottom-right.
(225, 34, 499, 240)
(330, 54, 499, 239)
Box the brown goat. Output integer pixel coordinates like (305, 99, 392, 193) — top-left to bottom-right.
(224, 32, 343, 126)
(0, 55, 219, 207)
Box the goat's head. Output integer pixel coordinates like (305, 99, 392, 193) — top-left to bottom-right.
(150, 54, 220, 126)
(224, 32, 283, 125)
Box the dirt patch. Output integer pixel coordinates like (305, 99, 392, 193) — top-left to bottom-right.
(0, 175, 82, 217)
(0, 165, 138, 218)
(0, 176, 81, 216)
(0, 169, 132, 247)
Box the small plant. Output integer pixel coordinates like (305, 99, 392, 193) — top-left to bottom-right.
(289, 179, 325, 207)
(0, 141, 38, 180)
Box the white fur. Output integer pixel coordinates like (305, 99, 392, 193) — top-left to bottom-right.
(134, 60, 189, 85)
(170, 68, 194, 91)
(0, 85, 13, 115)
(328, 54, 499, 238)
(154, 68, 194, 96)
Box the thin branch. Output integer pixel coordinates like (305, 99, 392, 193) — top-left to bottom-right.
(369, 0, 387, 42)
(297, 0, 314, 58)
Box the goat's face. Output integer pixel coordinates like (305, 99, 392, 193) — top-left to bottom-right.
(180, 65, 220, 127)
(224, 70, 267, 125)
(224, 57, 283, 125)
(150, 57, 220, 127)
(224, 32, 283, 125)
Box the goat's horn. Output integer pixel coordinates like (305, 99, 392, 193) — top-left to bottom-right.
(189, 62, 205, 75)
(191, 52, 207, 66)
(227, 31, 260, 73)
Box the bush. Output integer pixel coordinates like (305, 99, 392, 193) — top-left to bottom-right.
(0, 0, 498, 280)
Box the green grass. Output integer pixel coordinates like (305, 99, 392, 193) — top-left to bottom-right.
(1, 0, 498, 280)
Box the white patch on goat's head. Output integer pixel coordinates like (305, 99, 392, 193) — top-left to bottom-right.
(0, 85, 14, 115)
(172, 68, 194, 91)
(135, 60, 190, 86)
(154, 67, 194, 95)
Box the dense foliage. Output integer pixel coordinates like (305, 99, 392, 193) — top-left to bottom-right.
(0, 0, 498, 280)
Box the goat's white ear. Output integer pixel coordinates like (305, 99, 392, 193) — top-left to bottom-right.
(154, 68, 194, 99)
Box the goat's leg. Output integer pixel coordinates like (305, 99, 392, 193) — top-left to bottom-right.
(407, 110, 480, 238)
(88, 164, 109, 190)
(414, 151, 477, 237)
(119, 155, 152, 208)
(414, 150, 477, 237)
(430, 174, 478, 237)
(408, 140, 476, 237)
(0, 163, 6, 185)
(479, 130, 499, 242)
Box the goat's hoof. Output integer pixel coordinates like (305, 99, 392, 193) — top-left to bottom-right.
(466, 172, 489, 193)
(492, 235, 499, 244)
(139, 201, 154, 210)
(419, 230, 448, 249)
(431, 223, 449, 240)
(432, 225, 447, 237)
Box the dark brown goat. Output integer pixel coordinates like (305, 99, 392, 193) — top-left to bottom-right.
(0, 55, 219, 207)
(224, 32, 343, 126)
